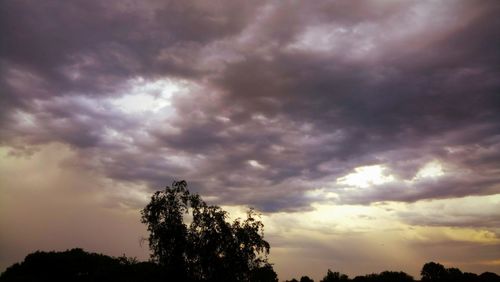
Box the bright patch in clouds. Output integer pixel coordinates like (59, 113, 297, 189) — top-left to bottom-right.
(248, 159, 266, 169)
(110, 77, 182, 113)
(337, 165, 395, 188)
(414, 160, 444, 179)
(288, 24, 349, 53)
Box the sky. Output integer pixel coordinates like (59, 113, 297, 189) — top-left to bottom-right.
(1, 0, 500, 280)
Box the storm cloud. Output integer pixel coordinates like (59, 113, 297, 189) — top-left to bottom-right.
(2, 0, 499, 211)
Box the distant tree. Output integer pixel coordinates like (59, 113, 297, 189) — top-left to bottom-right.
(421, 262, 447, 282)
(419, 262, 500, 282)
(352, 273, 378, 282)
(377, 271, 414, 282)
(446, 267, 464, 282)
(0, 248, 166, 282)
(300, 276, 315, 282)
(463, 272, 479, 282)
(249, 263, 279, 282)
(320, 269, 349, 282)
(141, 180, 272, 282)
(479, 272, 500, 282)
(351, 271, 414, 282)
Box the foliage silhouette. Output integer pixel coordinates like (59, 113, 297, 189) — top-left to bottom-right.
(141, 180, 272, 282)
(249, 264, 278, 282)
(421, 262, 447, 282)
(320, 269, 349, 282)
(352, 271, 414, 282)
(479, 272, 500, 282)
(300, 275, 315, 282)
(2, 251, 500, 282)
(0, 248, 166, 282)
(420, 261, 500, 282)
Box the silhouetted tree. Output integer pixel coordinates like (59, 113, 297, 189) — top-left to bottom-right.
(352, 271, 414, 282)
(320, 269, 349, 282)
(0, 248, 166, 282)
(141, 180, 272, 282)
(446, 267, 464, 282)
(463, 272, 479, 282)
(352, 273, 379, 282)
(249, 263, 279, 282)
(377, 271, 414, 282)
(419, 262, 500, 282)
(300, 276, 315, 282)
(479, 272, 500, 282)
(421, 262, 447, 282)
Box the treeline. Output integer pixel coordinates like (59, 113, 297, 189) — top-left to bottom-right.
(0, 249, 277, 281)
(286, 262, 500, 282)
(1, 248, 499, 282)
(0, 248, 167, 282)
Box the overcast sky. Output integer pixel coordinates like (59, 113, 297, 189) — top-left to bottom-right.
(1, 0, 500, 280)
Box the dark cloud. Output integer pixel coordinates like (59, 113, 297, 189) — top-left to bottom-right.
(402, 212, 500, 230)
(1, 0, 500, 212)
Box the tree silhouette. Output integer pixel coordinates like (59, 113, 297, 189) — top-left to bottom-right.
(421, 262, 447, 282)
(3, 250, 500, 282)
(320, 269, 349, 282)
(446, 267, 464, 282)
(0, 248, 166, 282)
(377, 271, 414, 282)
(141, 180, 272, 281)
(352, 271, 414, 282)
(479, 272, 500, 282)
(300, 275, 315, 282)
(249, 264, 279, 282)
(419, 261, 500, 282)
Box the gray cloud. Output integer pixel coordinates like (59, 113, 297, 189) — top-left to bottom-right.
(396, 195, 500, 230)
(1, 0, 500, 212)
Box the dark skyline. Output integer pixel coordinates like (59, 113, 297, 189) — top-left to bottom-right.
(1, 1, 499, 280)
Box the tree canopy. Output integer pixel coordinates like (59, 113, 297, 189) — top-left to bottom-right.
(2, 250, 500, 282)
(420, 262, 500, 282)
(0, 248, 166, 282)
(321, 269, 349, 282)
(140, 180, 275, 282)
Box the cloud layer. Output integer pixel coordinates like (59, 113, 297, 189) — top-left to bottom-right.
(2, 0, 500, 210)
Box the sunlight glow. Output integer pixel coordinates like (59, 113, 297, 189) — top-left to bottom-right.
(13, 110, 37, 128)
(287, 24, 346, 53)
(414, 160, 444, 179)
(248, 159, 266, 169)
(336, 165, 394, 188)
(110, 77, 182, 113)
